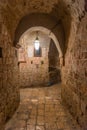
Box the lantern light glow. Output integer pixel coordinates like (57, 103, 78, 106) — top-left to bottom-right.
(34, 37, 40, 50)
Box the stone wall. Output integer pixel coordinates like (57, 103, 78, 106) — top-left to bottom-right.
(0, 22, 20, 129)
(0, 0, 86, 129)
(48, 39, 61, 84)
(62, 14, 87, 129)
(19, 57, 49, 87)
(19, 32, 50, 87)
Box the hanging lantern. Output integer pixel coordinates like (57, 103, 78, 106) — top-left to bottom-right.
(34, 31, 40, 50)
(34, 36, 40, 50)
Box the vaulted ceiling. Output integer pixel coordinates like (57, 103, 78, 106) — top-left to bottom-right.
(0, 0, 85, 54)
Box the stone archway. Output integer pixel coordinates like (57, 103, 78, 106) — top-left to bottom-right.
(19, 26, 63, 59)
(13, 13, 65, 55)
(18, 27, 63, 87)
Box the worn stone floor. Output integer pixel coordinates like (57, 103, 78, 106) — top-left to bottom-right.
(5, 84, 81, 130)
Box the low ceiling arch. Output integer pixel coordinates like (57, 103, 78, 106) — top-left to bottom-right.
(19, 26, 63, 58)
(13, 13, 65, 54)
(0, 0, 84, 55)
(1, 0, 71, 38)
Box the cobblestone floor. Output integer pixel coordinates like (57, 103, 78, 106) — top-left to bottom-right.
(5, 84, 81, 130)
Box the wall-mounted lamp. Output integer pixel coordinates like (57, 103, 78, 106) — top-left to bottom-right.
(34, 31, 40, 50)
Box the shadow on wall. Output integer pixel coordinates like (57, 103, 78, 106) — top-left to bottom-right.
(51, 0, 72, 57)
(48, 39, 61, 86)
(48, 67, 61, 85)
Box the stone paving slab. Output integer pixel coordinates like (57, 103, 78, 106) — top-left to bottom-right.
(5, 84, 82, 130)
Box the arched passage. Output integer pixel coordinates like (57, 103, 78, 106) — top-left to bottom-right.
(19, 26, 63, 58)
(13, 13, 65, 56)
(18, 27, 62, 87)
(0, 1, 86, 130)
